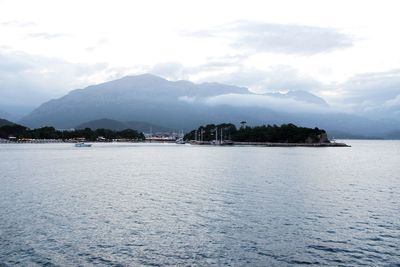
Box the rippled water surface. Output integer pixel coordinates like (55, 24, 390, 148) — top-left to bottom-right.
(1, 141, 399, 266)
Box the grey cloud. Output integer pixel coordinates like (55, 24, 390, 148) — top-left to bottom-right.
(384, 94, 400, 108)
(206, 93, 330, 113)
(178, 93, 331, 114)
(340, 70, 400, 102)
(0, 52, 36, 72)
(200, 65, 322, 93)
(328, 69, 400, 121)
(97, 39, 108, 45)
(199, 54, 248, 70)
(150, 62, 189, 80)
(184, 21, 353, 55)
(85, 47, 96, 52)
(28, 32, 68, 39)
(149, 60, 241, 81)
(0, 50, 108, 111)
(1, 20, 36, 27)
(85, 39, 109, 53)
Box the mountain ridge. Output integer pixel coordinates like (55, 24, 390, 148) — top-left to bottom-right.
(19, 74, 398, 137)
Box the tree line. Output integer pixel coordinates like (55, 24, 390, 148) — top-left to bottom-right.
(0, 124, 145, 141)
(184, 123, 329, 143)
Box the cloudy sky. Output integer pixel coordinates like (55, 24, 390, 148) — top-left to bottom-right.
(1, 0, 400, 120)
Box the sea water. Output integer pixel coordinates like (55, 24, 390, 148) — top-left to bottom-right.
(0, 141, 399, 266)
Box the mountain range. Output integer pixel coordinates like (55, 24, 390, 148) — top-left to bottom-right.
(17, 74, 399, 137)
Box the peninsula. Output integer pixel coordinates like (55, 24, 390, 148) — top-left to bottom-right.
(185, 123, 350, 147)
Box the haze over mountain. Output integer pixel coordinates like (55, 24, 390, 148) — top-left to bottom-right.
(0, 109, 18, 122)
(19, 74, 399, 137)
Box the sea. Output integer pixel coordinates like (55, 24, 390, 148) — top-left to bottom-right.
(0, 141, 399, 266)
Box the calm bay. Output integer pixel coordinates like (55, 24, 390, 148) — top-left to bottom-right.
(0, 141, 399, 266)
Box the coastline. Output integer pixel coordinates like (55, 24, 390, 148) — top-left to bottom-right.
(0, 140, 350, 147)
(231, 141, 350, 147)
(189, 141, 350, 147)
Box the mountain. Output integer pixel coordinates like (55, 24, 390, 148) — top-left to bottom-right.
(0, 118, 15, 127)
(19, 74, 398, 136)
(19, 74, 254, 129)
(76, 118, 172, 133)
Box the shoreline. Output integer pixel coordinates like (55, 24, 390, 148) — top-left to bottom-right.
(232, 142, 350, 147)
(190, 141, 351, 147)
(0, 140, 350, 147)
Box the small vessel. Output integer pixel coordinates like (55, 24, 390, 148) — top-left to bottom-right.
(175, 138, 186, 144)
(75, 142, 92, 147)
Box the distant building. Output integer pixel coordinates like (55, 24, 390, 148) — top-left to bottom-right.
(96, 136, 107, 142)
(56, 128, 76, 132)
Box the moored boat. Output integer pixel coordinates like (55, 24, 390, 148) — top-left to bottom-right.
(175, 138, 186, 144)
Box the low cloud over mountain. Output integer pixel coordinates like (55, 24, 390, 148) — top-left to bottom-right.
(19, 74, 398, 137)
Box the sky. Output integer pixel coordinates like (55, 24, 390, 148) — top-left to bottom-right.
(1, 0, 400, 121)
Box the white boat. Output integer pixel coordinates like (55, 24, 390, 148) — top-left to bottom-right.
(75, 142, 92, 147)
(175, 138, 186, 144)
